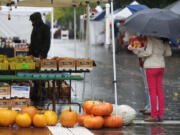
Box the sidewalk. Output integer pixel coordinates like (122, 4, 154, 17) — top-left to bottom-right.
(134, 120, 180, 125)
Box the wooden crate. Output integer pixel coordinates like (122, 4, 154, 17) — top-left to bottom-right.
(0, 85, 10, 99)
(0, 99, 11, 109)
(0, 62, 9, 70)
(40, 59, 57, 71)
(11, 98, 31, 110)
(14, 47, 29, 57)
(58, 58, 75, 71)
(76, 59, 93, 70)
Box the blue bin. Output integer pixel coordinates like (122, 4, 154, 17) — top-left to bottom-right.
(25, 73, 33, 77)
(47, 74, 56, 78)
(17, 73, 25, 77)
(56, 74, 62, 78)
(33, 74, 40, 78)
(40, 73, 48, 78)
(63, 74, 70, 78)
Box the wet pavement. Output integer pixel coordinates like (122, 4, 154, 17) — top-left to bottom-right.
(48, 39, 180, 120)
(92, 124, 180, 135)
(1, 124, 180, 135)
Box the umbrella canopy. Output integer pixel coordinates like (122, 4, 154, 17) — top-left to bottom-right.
(124, 8, 180, 39)
(165, 0, 180, 15)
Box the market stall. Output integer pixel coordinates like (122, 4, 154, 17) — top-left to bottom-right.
(0, 1, 131, 135)
(0, 6, 53, 42)
(0, 6, 54, 57)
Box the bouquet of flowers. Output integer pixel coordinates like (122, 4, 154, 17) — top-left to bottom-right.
(129, 36, 147, 51)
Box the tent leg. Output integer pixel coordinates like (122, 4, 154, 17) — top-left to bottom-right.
(110, 0, 118, 115)
(74, 5, 77, 97)
(85, 2, 90, 58)
(49, 8, 54, 58)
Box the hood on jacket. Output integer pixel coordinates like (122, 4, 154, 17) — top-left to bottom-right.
(30, 12, 43, 27)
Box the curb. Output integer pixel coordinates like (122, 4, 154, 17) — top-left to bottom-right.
(134, 120, 180, 125)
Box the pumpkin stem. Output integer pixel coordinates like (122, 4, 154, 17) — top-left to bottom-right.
(68, 104, 72, 112)
(19, 111, 24, 114)
(8, 101, 12, 110)
(38, 110, 44, 114)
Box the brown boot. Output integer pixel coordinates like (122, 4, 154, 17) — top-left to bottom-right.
(144, 117, 159, 122)
(143, 110, 151, 115)
(159, 117, 164, 122)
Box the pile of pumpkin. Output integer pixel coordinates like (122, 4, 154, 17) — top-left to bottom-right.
(0, 106, 58, 128)
(0, 101, 123, 129)
(78, 101, 123, 129)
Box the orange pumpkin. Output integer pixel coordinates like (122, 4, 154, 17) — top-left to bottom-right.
(77, 114, 91, 126)
(104, 115, 123, 128)
(22, 106, 38, 120)
(33, 112, 47, 127)
(60, 105, 78, 127)
(91, 102, 113, 116)
(11, 110, 18, 124)
(44, 110, 58, 126)
(0, 109, 17, 127)
(16, 112, 32, 127)
(84, 115, 104, 129)
(83, 100, 100, 114)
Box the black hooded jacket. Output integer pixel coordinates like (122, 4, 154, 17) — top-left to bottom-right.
(29, 12, 50, 59)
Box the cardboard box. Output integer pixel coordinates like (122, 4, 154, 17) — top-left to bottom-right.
(11, 85, 30, 98)
(0, 99, 11, 109)
(14, 47, 29, 57)
(0, 85, 10, 99)
(41, 59, 57, 71)
(58, 58, 75, 71)
(11, 98, 30, 110)
(76, 59, 93, 70)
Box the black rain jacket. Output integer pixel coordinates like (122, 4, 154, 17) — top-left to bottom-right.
(29, 12, 50, 59)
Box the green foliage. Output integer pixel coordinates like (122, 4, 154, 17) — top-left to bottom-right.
(45, 2, 99, 29)
(46, 6, 86, 29)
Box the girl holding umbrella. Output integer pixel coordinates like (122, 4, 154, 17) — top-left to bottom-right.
(128, 36, 172, 122)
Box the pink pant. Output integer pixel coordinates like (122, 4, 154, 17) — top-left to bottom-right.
(146, 68, 165, 118)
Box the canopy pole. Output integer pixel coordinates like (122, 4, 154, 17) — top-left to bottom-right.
(85, 1, 90, 58)
(105, 3, 111, 46)
(110, 0, 118, 115)
(73, 5, 77, 97)
(50, 8, 54, 57)
(74, 5, 77, 58)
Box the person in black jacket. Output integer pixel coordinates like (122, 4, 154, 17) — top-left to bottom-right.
(29, 12, 50, 106)
(29, 12, 50, 59)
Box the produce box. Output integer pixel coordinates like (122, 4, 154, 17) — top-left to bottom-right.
(0, 83, 10, 99)
(14, 47, 29, 57)
(0, 99, 11, 109)
(76, 58, 93, 70)
(0, 62, 9, 70)
(9, 56, 35, 70)
(58, 57, 75, 71)
(40, 59, 57, 71)
(11, 85, 30, 98)
(9, 62, 35, 70)
(0, 58, 8, 70)
(11, 98, 31, 110)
